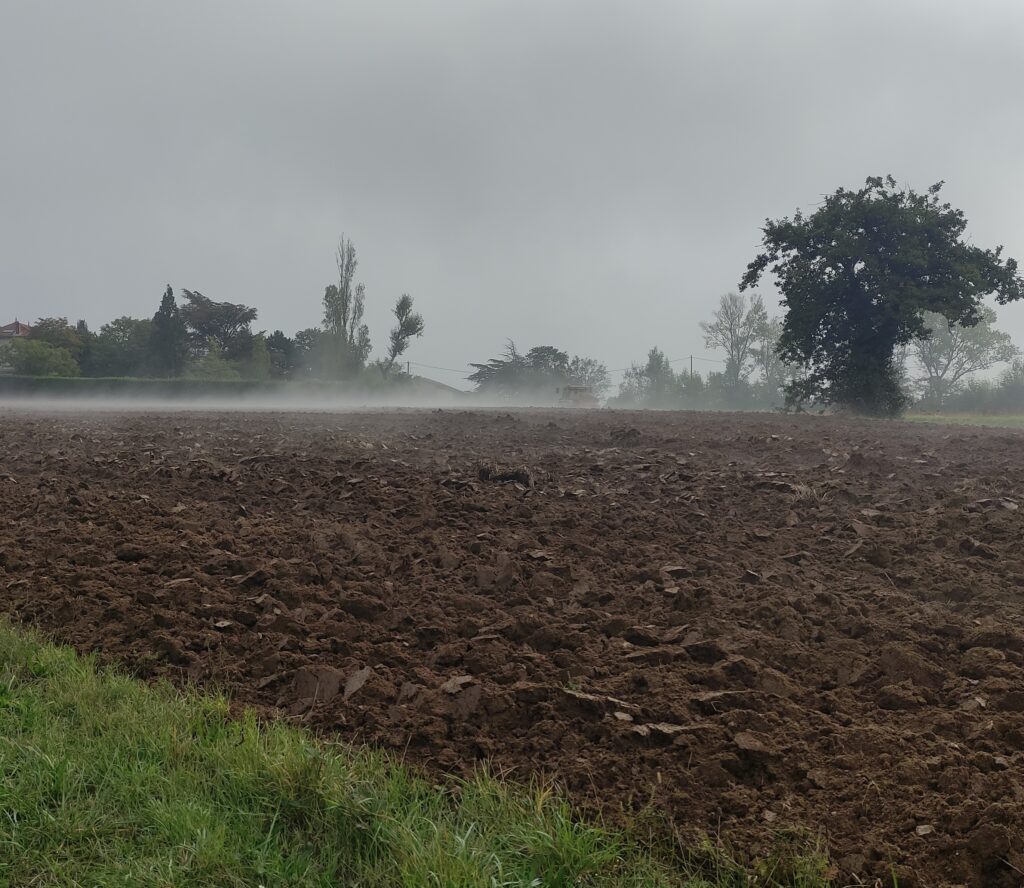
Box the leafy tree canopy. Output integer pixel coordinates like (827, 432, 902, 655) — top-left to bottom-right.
(618, 347, 683, 407)
(30, 318, 84, 360)
(469, 343, 608, 399)
(293, 328, 322, 355)
(384, 294, 425, 371)
(751, 314, 789, 393)
(244, 333, 272, 380)
(85, 317, 153, 377)
(185, 344, 243, 381)
(912, 308, 1018, 407)
(741, 176, 1024, 415)
(700, 293, 767, 387)
(322, 237, 372, 377)
(179, 290, 258, 360)
(567, 356, 611, 397)
(8, 339, 80, 377)
(265, 330, 299, 378)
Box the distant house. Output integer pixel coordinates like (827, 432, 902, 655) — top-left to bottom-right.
(0, 320, 31, 340)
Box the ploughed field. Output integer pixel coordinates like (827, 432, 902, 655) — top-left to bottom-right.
(2, 407, 1024, 886)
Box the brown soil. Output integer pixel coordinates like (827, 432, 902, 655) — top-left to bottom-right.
(2, 408, 1024, 886)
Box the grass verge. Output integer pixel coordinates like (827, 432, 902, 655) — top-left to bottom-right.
(0, 623, 831, 887)
(905, 412, 1024, 429)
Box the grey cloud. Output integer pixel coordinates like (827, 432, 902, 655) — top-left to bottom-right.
(2, 0, 1023, 385)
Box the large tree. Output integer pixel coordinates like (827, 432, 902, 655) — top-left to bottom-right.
(87, 317, 153, 377)
(150, 285, 188, 377)
(912, 308, 1018, 407)
(751, 314, 788, 394)
(523, 345, 570, 379)
(30, 318, 84, 361)
(292, 328, 323, 377)
(700, 292, 767, 387)
(468, 341, 527, 394)
(179, 290, 258, 360)
(245, 333, 272, 380)
(266, 330, 298, 378)
(568, 356, 611, 397)
(618, 347, 680, 407)
(384, 294, 425, 371)
(741, 176, 1024, 415)
(7, 339, 79, 377)
(468, 343, 604, 399)
(322, 236, 372, 377)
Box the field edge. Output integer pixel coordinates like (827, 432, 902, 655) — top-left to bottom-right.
(0, 620, 832, 887)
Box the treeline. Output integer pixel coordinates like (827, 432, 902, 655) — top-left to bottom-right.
(467, 344, 612, 401)
(0, 237, 424, 385)
(926, 361, 1024, 414)
(8, 175, 1024, 417)
(466, 294, 790, 410)
(611, 293, 786, 410)
(470, 176, 1023, 418)
(613, 296, 1024, 413)
(467, 289, 1024, 413)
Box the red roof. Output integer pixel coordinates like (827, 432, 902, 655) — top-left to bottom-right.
(0, 320, 31, 337)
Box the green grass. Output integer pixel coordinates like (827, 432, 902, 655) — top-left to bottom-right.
(905, 412, 1024, 429)
(0, 624, 831, 887)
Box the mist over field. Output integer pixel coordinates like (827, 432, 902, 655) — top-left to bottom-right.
(5, 6, 1024, 885)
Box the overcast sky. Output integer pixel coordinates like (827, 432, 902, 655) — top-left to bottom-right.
(3, 0, 1023, 387)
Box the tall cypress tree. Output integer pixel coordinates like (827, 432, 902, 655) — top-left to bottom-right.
(149, 285, 188, 377)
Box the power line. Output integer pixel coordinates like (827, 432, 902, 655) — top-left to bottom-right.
(408, 361, 471, 375)
(607, 354, 726, 374)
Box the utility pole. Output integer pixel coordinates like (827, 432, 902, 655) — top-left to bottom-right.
(690, 355, 693, 379)
(406, 360, 411, 377)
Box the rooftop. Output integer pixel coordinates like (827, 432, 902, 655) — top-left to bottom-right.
(0, 320, 32, 339)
